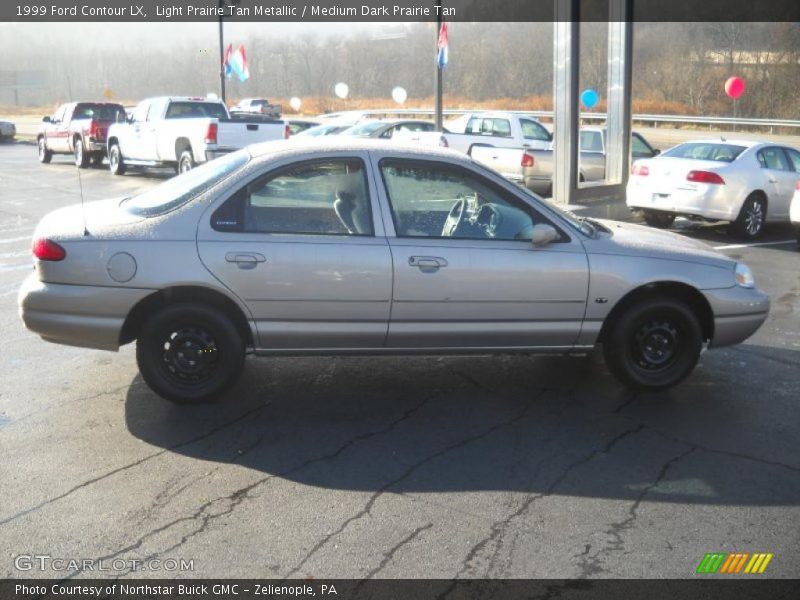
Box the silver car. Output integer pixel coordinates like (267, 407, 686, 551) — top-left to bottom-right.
(19, 139, 770, 403)
(627, 139, 800, 238)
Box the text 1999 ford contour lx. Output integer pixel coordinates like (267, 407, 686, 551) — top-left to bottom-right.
(19, 139, 770, 403)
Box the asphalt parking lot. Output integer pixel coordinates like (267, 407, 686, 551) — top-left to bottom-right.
(1, 140, 799, 580)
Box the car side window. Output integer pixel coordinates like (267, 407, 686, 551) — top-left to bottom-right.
(631, 134, 654, 158)
(580, 131, 603, 153)
(211, 159, 374, 236)
(53, 105, 67, 123)
(380, 159, 556, 242)
(757, 147, 791, 171)
(466, 117, 483, 134)
(520, 119, 550, 141)
(783, 148, 800, 172)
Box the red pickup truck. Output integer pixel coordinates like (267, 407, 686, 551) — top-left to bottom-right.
(37, 101, 126, 168)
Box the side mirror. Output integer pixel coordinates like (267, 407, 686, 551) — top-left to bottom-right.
(531, 223, 559, 247)
(653, 148, 661, 156)
(42, 116, 51, 123)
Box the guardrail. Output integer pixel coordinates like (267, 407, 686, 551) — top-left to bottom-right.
(320, 108, 800, 132)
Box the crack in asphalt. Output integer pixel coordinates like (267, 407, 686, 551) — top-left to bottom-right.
(575, 446, 696, 578)
(0, 400, 272, 527)
(61, 387, 451, 579)
(435, 424, 645, 596)
(283, 388, 549, 579)
(358, 522, 434, 583)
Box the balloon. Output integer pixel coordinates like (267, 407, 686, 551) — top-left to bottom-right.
(725, 76, 746, 100)
(580, 88, 599, 109)
(289, 97, 302, 112)
(391, 86, 407, 105)
(334, 82, 349, 100)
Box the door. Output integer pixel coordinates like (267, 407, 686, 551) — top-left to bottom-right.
(519, 118, 552, 151)
(756, 147, 795, 219)
(375, 158, 590, 349)
(197, 155, 393, 350)
(47, 104, 70, 152)
(123, 100, 152, 160)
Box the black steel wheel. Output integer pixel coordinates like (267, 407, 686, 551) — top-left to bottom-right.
(604, 297, 702, 390)
(136, 303, 245, 403)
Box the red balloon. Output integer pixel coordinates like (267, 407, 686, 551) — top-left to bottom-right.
(725, 76, 746, 99)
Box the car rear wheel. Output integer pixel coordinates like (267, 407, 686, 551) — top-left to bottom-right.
(74, 138, 89, 168)
(109, 143, 126, 175)
(136, 303, 245, 404)
(178, 149, 195, 173)
(38, 138, 52, 163)
(731, 194, 766, 239)
(642, 210, 675, 229)
(603, 297, 703, 390)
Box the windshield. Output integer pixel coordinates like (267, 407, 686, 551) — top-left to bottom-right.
(296, 124, 347, 137)
(165, 101, 228, 120)
(661, 143, 746, 162)
(342, 121, 385, 137)
(122, 150, 249, 217)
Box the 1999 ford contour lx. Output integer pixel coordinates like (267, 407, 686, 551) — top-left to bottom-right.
(18, 140, 770, 403)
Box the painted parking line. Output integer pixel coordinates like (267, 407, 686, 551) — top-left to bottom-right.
(713, 240, 796, 250)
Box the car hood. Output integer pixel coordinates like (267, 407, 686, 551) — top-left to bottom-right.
(34, 197, 146, 241)
(585, 219, 734, 268)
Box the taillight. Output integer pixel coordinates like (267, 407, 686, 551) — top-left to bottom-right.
(88, 121, 98, 138)
(284, 125, 291, 139)
(32, 238, 66, 261)
(204, 123, 218, 144)
(795, 180, 800, 191)
(687, 170, 725, 185)
(631, 164, 649, 176)
(521, 153, 534, 168)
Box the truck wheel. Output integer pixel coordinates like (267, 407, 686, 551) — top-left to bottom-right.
(38, 137, 52, 164)
(731, 194, 766, 239)
(74, 138, 89, 168)
(136, 303, 245, 404)
(109, 143, 126, 175)
(178, 149, 195, 173)
(603, 297, 702, 390)
(642, 211, 675, 229)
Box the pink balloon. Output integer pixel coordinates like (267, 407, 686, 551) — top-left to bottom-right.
(725, 76, 746, 100)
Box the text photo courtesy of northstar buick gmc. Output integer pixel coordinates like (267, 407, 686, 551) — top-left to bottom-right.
(19, 140, 770, 403)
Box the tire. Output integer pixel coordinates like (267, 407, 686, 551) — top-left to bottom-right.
(178, 149, 195, 173)
(109, 143, 126, 175)
(603, 297, 703, 390)
(136, 303, 245, 404)
(38, 137, 52, 163)
(74, 138, 89, 168)
(731, 194, 766, 239)
(642, 210, 676, 229)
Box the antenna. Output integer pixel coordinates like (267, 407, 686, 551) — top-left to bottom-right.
(76, 164, 89, 237)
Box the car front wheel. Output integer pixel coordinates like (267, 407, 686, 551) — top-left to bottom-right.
(38, 137, 52, 163)
(136, 303, 246, 403)
(603, 297, 703, 390)
(74, 138, 89, 168)
(109, 143, 126, 175)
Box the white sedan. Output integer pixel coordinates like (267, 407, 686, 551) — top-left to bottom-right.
(627, 139, 800, 238)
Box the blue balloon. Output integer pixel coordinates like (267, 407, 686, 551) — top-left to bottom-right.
(581, 88, 599, 109)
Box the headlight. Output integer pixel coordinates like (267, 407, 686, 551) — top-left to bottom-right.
(735, 263, 755, 288)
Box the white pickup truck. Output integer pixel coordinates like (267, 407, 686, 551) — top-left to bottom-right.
(106, 96, 288, 175)
(396, 112, 553, 155)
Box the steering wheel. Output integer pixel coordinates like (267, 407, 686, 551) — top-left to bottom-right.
(441, 198, 466, 237)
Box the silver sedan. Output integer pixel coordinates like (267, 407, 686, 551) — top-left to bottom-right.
(19, 139, 769, 403)
(627, 139, 800, 238)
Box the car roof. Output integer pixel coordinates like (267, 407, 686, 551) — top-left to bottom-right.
(249, 137, 466, 162)
(672, 139, 765, 149)
(144, 96, 225, 104)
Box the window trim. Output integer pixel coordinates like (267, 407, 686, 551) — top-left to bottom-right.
(211, 156, 376, 238)
(377, 157, 569, 243)
(783, 147, 800, 173)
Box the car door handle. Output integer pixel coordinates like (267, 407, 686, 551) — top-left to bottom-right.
(225, 252, 266, 268)
(409, 256, 448, 272)
(768, 177, 777, 183)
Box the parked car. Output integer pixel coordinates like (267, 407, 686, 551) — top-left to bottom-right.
(37, 102, 126, 167)
(472, 128, 659, 196)
(627, 140, 800, 237)
(340, 119, 435, 139)
(404, 112, 553, 154)
(790, 180, 800, 246)
(230, 98, 282, 119)
(106, 96, 288, 175)
(19, 139, 769, 403)
(285, 119, 321, 136)
(293, 121, 360, 138)
(0, 120, 16, 141)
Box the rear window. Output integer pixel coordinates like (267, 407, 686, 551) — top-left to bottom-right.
(122, 150, 249, 217)
(73, 104, 125, 121)
(165, 101, 228, 120)
(343, 121, 385, 137)
(662, 143, 745, 163)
